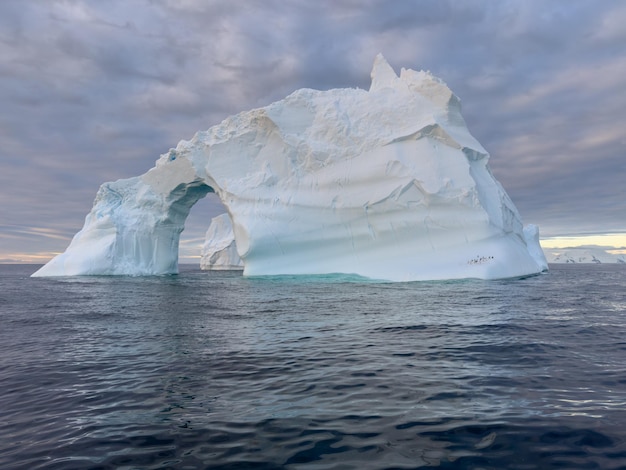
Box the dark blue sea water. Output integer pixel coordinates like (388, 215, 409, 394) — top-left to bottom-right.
(1, 264, 625, 469)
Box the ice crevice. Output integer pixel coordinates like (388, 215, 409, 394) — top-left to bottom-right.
(33, 54, 548, 281)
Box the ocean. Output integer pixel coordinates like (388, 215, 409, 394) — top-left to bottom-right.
(1, 263, 625, 469)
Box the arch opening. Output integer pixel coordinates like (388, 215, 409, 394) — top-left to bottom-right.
(178, 192, 228, 265)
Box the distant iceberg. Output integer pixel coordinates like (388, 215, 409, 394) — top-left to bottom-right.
(200, 214, 243, 271)
(545, 247, 625, 264)
(33, 54, 547, 281)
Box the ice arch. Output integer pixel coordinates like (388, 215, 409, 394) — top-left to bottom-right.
(33, 55, 548, 280)
(33, 155, 218, 276)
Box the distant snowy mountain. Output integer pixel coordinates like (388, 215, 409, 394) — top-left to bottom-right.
(544, 247, 626, 264)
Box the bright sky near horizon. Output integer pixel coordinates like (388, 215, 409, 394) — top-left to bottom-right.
(541, 233, 626, 254)
(0, 1, 624, 263)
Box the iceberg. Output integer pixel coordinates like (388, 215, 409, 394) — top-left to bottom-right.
(200, 214, 243, 270)
(33, 54, 547, 281)
(545, 247, 626, 264)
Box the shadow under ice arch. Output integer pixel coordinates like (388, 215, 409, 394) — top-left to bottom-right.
(33, 55, 548, 280)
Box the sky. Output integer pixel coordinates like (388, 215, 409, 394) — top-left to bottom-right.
(1, 0, 625, 263)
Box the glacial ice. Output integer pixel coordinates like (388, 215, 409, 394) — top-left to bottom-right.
(545, 247, 626, 264)
(200, 214, 243, 270)
(33, 54, 547, 280)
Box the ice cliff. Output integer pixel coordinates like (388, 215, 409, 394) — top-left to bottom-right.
(33, 54, 547, 280)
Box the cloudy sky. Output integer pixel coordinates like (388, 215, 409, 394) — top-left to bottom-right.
(1, 0, 625, 263)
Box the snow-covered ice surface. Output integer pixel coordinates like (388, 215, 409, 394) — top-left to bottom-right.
(33, 55, 547, 281)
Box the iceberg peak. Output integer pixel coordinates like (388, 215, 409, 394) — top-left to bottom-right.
(369, 53, 399, 91)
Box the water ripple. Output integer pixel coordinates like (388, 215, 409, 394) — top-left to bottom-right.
(1, 264, 625, 469)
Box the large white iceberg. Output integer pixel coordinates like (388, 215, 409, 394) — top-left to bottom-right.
(33, 54, 547, 281)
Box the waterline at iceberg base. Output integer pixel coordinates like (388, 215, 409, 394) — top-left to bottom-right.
(33, 55, 547, 281)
